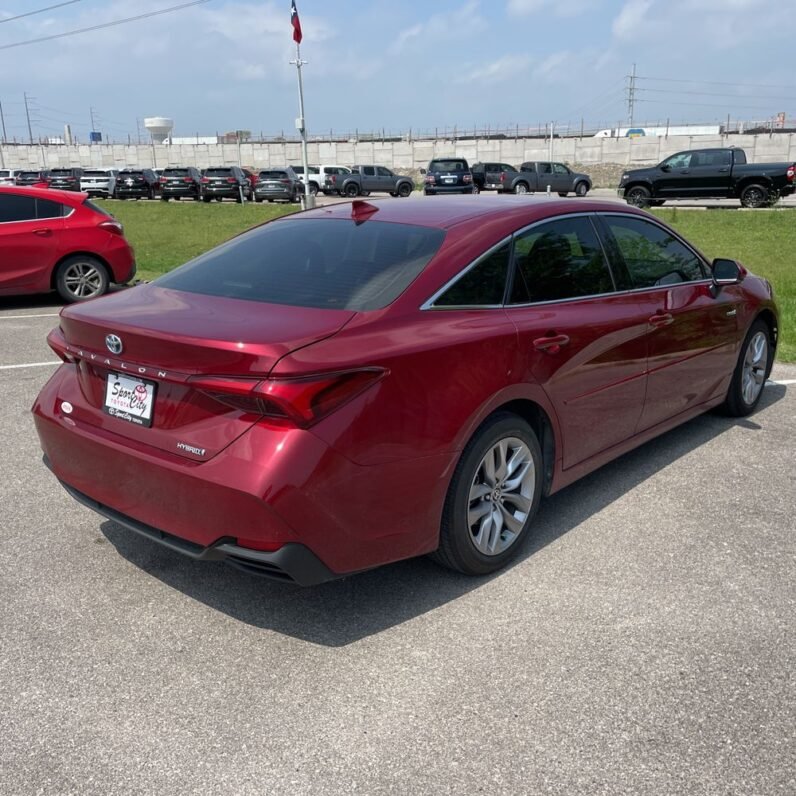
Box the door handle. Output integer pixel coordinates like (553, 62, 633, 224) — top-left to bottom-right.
(718, 167, 729, 173)
(679, 170, 690, 174)
(533, 333, 570, 354)
(649, 312, 674, 328)
(32, 228, 52, 236)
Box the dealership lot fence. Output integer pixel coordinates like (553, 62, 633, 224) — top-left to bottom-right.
(2, 133, 795, 173)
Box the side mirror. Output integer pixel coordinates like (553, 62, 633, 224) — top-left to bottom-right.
(419, 168, 427, 175)
(711, 258, 745, 289)
(660, 164, 671, 173)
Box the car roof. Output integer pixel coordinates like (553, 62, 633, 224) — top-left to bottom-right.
(0, 185, 87, 204)
(299, 195, 642, 230)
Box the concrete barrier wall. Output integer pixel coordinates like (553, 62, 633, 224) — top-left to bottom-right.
(1, 133, 794, 171)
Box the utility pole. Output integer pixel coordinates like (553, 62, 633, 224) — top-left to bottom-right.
(626, 63, 637, 127)
(290, 34, 314, 208)
(90, 106, 97, 133)
(24, 92, 34, 144)
(0, 100, 7, 143)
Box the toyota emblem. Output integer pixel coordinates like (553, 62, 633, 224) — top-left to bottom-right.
(105, 334, 123, 355)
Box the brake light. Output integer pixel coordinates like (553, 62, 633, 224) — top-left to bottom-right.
(787, 164, 795, 182)
(227, 177, 237, 184)
(188, 369, 387, 426)
(330, 175, 337, 184)
(159, 177, 168, 183)
(463, 174, 473, 183)
(99, 220, 124, 235)
(46, 328, 76, 363)
(425, 175, 436, 184)
(201, 177, 209, 183)
(183, 177, 193, 183)
(280, 179, 290, 185)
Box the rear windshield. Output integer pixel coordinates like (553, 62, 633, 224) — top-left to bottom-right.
(163, 168, 191, 176)
(259, 170, 289, 179)
(0, 170, 10, 178)
(293, 166, 319, 175)
(19, 171, 44, 178)
(82, 170, 108, 177)
(157, 218, 446, 311)
(120, 170, 144, 176)
(204, 168, 233, 176)
(429, 160, 467, 172)
(50, 169, 75, 175)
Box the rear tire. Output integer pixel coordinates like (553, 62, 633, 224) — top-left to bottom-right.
(202, 196, 211, 203)
(720, 319, 772, 416)
(740, 183, 768, 209)
(430, 412, 543, 576)
(55, 256, 109, 303)
(344, 183, 359, 198)
(514, 182, 529, 195)
(397, 183, 412, 198)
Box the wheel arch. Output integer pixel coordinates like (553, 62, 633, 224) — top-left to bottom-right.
(735, 176, 773, 195)
(623, 180, 652, 196)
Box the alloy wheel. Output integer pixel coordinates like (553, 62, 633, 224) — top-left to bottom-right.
(741, 331, 768, 405)
(62, 261, 104, 299)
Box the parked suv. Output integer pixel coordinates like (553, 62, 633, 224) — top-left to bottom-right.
(15, 170, 50, 187)
(422, 158, 474, 195)
(47, 167, 84, 192)
(159, 167, 203, 201)
(201, 166, 252, 202)
(254, 168, 302, 203)
(114, 169, 159, 200)
(0, 169, 20, 186)
(80, 169, 117, 198)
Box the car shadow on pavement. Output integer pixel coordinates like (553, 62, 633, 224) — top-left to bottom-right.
(0, 294, 65, 311)
(101, 384, 786, 647)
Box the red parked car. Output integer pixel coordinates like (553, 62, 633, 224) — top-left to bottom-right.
(33, 197, 777, 585)
(0, 186, 135, 302)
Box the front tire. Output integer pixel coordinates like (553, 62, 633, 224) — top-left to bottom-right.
(740, 183, 768, 209)
(397, 183, 412, 198)
(575, 181, 589, 197)
(344, 183, 359, 198)
(431, 412, 543, 575)
(55, 256, 109, 303)
(721, 319, 772, 416)
(625, 185, 651, 208)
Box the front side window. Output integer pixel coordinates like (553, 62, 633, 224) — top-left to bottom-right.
(662, 152, 691, 169)
(510, 216, 614, 304)
(377, 167, 392, 177)
(602, 216, 706, 288)
(158, 219, 446, 312)
(433, 243, 510, 307)
(0, 194, 36, 223)
(552, 163, 570, 175)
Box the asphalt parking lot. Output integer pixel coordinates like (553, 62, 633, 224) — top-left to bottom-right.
(1, 298, 794, 795)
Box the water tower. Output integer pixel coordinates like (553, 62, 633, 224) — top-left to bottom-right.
(144, 117, 174, 144)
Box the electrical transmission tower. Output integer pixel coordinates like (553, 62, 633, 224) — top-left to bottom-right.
(626, 63, 637, 127)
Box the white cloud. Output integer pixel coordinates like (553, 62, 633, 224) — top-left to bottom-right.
(507, 0, 596, 18)
(611, 0, 654, 39)
(458, 54, 532, 84)
(391, 1, 485, 54)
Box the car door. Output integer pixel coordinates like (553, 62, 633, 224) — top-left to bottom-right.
(655, 151, 693, 197)
(597, 213, 739, 431)
(552, 163, 572, 192)
(505, 214, 649, 469)
(376, 166, 394, 193)
(0, 194, 62, 292)
(536, 162, 554, 192)
(684, 150, 733, 197)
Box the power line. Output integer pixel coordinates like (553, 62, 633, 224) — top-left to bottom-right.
(638, 87, 796, 102)
(637, 75, 796, 91)
(0, 0, 214, 50)
(0, 1, 82, 24)
(636, 98, 785, 112)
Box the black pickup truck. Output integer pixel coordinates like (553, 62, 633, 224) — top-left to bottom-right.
(618, 148, 796, 208)
(326, 165, 414, 198)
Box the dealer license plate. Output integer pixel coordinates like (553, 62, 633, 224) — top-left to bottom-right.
(103, 372, 155, 427)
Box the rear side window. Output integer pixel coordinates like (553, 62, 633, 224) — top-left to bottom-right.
(433, 243, 511, 307)
(0, 194, 35, 222)
(157, 219, 446, 311)
(36, 198, 64, 219)
(429, 160, 467, 172)
(363, 166, 375, 176)
(520, 163, 536, 172)
(602, 216, 706, 287)
(510, 217, 614, 304)
(83, 198, 112, 217)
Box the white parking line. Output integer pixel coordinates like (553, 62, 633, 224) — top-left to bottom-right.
(770, 378, 796, 385)
(0, 313, 60, 320)
(0, 361, 59, 370)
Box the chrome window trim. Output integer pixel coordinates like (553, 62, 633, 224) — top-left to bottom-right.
(420, 210, 712, 312)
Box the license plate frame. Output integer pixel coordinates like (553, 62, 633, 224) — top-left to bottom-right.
(103, 372, 156, 427)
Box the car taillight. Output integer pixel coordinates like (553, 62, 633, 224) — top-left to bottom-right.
(187, 368, 387, 426)
(201, 177, 209, 183)
(787, 165, 795, 182)
(280, 179, 290, 185)
(227, 177, 237, 184)
(47, 328, 77, 363)
(99, 220, 124, 235)
(463, 174, 473, 183)
(183, 177, 193, 183)
(330, 175, 337, 184)
(425, 175, 436, 184)
(500, 172, 506, 183)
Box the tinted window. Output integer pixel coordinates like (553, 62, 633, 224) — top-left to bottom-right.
(0, 194, 36, 222)
(500, 164, 515, 172)
(691, 150, 731, 167)
(158, 219, 446, 311)
(120, 171, 144, 176)
(733, 149, 746, 164)
(603, 216, 706, 287)
(363, 166, 375, 176)
(538, 163, 552, 174)
(662, 152, 691, 169)
(163, 168, 190, 176)
(50, 169, 77, 176)
(36, 198, 64, 219)
(83, 198, 112, 217)
(429, 160, 467, 172)
(82, 170, 109, 177)
(204, 168, 233, 176)
(259, 170, 288, 179)
(18, 172, 43, 179)
(520, 163, 536, 172)
(377, 167, 392, 177)
(510, 217, 613, 304)
(433, 243, 511, 307)
(0, 170, 9, 178)
(552, 164, 570, 175)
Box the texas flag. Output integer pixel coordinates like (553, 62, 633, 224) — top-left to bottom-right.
(290, 0, 302, 44)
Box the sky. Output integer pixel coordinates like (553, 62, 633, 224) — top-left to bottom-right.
(0, 0, 795, 143)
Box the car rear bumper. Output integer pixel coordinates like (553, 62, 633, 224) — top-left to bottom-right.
(53, 472, 339, 586)
(255, 189, 294, 200)
(116, 187, 152, 197)
(424, 186, 474, 195)
(203, 186, 244, 197)
(32, 366, 449, 580)
(162, 186, 199, 196)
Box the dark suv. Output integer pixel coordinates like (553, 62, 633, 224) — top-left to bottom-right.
(15, 170, 50, 187)
(422, 158, 474, 195)
(159, 167, 203, 201)
(201, 166, 252, 202)
(115, 169, 160, 200)
(47, 167, 83, 192)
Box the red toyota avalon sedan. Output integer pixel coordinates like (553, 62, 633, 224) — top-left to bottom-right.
(33, 197, 777, 585)
(0, 186, 135, 302)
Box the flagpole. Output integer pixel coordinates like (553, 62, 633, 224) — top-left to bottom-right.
(292, 41, 314, 210)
